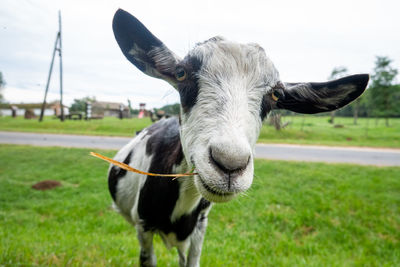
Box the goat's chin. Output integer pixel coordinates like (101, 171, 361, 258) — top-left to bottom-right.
(190, 152, 254, 203)
(195, 175, 238, 203)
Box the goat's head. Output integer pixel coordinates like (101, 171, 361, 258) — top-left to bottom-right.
(112, 9, 369, 203)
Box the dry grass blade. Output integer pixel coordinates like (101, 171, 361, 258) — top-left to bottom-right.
(90, 152, 197, 178)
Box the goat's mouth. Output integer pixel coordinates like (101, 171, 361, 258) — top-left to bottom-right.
(191, 156, 249, 203)
(195, 174, 237, 203)
(199, 176, 234, 197)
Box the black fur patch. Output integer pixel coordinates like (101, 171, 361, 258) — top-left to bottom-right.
(140, 250, 151, 266)
(108, 151, 133, 201)
(112, 9, 177, 82)
(177, 56, 203, 113)
(277, 74, 369, 114)
(141, 119, 165, 140)
(138, 118, 211, 241)
(260, 94, 271, 120)
(139, 118, 183, 234)
(172, 198, 211, 241)
(112, 9, 163, 73)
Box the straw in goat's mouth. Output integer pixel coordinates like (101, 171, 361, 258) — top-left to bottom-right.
(90, 152, 197, 179)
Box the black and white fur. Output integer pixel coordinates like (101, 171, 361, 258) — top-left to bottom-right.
(109, 9, 369, 267)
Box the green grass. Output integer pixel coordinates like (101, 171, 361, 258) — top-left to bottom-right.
(0, 115, 399, 148)
(0, 116, 153, 137)
(1, 145, 399, 266)
(259, 115, 400, 148)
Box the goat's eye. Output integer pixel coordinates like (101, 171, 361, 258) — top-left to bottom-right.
(175, 68, 187, 82)
(272, 88, 285, 102)
(271, 91, 280, 101)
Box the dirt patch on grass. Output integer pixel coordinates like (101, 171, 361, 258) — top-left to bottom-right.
(32, 180, 62, 190)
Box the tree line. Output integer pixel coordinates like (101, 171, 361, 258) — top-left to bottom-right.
(2, 55, 398, 125)
(328, 56, 399, 126)
(0, 72, 5, 103)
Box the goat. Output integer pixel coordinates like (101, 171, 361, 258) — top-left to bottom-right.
(109, 9, 369, 267)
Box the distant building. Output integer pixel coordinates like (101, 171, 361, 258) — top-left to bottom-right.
(91, 101, 131, 118)
(0, 101, 69, 117)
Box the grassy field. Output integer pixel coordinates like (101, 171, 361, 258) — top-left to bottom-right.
(259, 115, 400, 148)
(0, 116, 152, 137)
(1, 145, 399, 266)
(0, 115, 399, 148)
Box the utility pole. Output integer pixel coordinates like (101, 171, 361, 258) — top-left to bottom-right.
(58, 11, 64, 121)
(39, 11, 64, 122)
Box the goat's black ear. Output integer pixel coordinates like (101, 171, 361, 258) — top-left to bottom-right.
(112, 9, 180, 87)
(273, 74, 369, 114)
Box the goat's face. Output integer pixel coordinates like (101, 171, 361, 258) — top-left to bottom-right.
(177, 39, 279, 202)
(112, 9, 369, 203)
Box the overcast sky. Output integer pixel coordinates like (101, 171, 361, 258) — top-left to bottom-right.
(1, 0, 399, 109)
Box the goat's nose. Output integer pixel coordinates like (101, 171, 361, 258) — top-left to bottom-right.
(209, 141, 251, 174)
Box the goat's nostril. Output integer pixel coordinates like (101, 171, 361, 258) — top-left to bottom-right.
(209, 149, 229, 173)
(209, 146, 250, 174)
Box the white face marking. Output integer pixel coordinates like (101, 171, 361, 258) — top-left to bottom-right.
(179, 39, 280, 202)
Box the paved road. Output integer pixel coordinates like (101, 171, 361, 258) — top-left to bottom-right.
(254, 144, 400, 166)
(1, 131, 399, 166)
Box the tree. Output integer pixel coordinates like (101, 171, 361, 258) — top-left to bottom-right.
(369, 56, 398, 126)
(70, 96, 96, 112)
(159, 103, 180, 115)
(328, 66, 348, 124)
(127, 99, 133, 115)
(0, 71, 5, 103)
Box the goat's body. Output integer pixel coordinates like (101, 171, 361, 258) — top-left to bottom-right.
(110, 9, 369, 266)
(108, 118, 211, 266)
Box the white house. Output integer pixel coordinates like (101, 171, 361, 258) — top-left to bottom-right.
(0, 101, 69, 117)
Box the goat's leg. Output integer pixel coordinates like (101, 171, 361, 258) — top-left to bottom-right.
(178, 247, 187, 267)
(186, 215, 208, 267)
(137, 225, 156, 267)
(177, 240, 190, 267)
